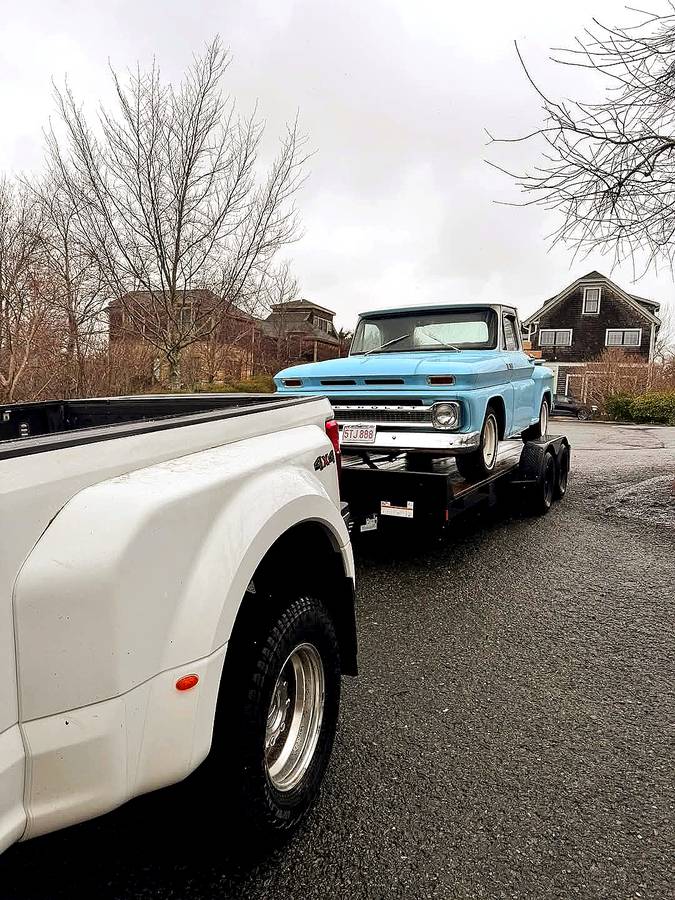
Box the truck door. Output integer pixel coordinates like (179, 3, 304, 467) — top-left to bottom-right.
(503, 311, 536, 432)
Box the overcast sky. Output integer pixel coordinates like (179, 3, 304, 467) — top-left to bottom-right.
(1, 0, 672, 328)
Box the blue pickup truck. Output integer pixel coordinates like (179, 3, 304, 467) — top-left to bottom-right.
(275, 302, 554, 481)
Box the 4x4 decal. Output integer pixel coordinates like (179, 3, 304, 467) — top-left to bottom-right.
(314, 449, 335, 472)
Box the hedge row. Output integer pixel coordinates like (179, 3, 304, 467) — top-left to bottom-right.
(605, 391, 675, 425)
(194, 375, 276, 393)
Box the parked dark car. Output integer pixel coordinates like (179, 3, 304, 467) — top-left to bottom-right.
(553, 393, 598, 420)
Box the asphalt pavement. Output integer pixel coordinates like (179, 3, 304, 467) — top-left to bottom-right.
(2, 420, 674, 899)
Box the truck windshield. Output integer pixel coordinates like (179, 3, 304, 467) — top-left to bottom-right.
(350, 308, 498, 354)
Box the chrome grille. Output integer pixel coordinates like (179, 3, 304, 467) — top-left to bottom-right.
(334, 406, 432, 425)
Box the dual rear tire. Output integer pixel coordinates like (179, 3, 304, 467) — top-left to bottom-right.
(209, 592, 341, 847)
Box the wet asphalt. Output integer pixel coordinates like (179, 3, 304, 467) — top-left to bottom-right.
(2, 420, 674, 900)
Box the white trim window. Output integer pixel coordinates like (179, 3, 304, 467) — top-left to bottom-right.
(582, 286, 601, 314)
(539, 328, 573, 347)
(314, 315, 333, 334)
(605, 328, 642, 347)
(525, 321, 539, 340)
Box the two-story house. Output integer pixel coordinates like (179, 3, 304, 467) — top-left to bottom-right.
(523, 272, 661, 396)
(108, 289, 260, 379)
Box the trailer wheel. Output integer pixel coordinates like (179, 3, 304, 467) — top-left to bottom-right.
(455, 405, 499, 481)
(528, 448, 556, 515)
(213, 594, 341, 846)
(554, 444, 570, 499)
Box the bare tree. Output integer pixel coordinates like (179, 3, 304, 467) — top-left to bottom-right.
(490, 6, 675, 282)
(0, 179, 54, 402)
(257, 261, 299, 371)
(30, 169, 107, 396)
(48, 38, 308, 385)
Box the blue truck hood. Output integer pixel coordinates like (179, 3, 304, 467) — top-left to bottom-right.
(275, 351, 505, 389)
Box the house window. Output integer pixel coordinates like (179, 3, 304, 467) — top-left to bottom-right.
(582, 287, 601, 315)
(606, 328, 641, 347)
(539, 329, 573, 347)
(178, 305, 195, 330)
(314, 315, 333, 334)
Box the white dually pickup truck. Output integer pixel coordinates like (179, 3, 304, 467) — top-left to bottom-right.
(0, 394, 356, 854)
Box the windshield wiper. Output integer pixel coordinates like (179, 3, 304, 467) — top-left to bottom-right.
(422, 334, 461, 352)
(362, 333, 411, 355)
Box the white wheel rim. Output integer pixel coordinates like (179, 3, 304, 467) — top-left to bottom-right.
(540, 401, 549, 436)
(482, 414, 498, 469)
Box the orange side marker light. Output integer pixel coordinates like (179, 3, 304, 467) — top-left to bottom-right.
(176, 674, 199, 691)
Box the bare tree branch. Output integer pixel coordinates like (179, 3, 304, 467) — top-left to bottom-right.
(48, 37, 309, 384)
(490, 7, 675, 283)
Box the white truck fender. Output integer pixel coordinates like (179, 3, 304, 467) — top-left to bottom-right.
(14, 428, 353, 723)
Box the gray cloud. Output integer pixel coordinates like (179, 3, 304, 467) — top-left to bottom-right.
(1, 0, 671, 327)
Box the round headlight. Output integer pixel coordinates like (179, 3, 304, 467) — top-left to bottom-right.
(431, 402, 460, 430)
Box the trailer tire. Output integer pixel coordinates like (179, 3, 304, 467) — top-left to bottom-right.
(528, 448, 556, 515)
(212, 594, 341, 846)
(455, 405, 499, 481)
(554, 444, 570, 499)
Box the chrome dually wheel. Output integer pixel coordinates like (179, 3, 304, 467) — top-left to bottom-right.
(210, 589, 342, 845)
(265, 642, 326, 792)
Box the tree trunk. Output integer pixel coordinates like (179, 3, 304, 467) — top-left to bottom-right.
(167, 349, 182, 389)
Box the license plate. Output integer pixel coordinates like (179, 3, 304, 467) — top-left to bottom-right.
(341, 423, 377, 444)
(381, 500, 414, 519)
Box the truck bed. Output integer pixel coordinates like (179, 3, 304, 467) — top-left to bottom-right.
(0, 394, 319, 459)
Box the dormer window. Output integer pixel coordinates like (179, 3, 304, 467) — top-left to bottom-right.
(582, 287, 601, 314)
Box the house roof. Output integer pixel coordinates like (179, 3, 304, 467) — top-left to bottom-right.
(112, 288, 219, 305)
(270, 298, 336, 317)
(109, 290, 258, 321)
(628, 293, 660, 309)
(263, 297, 340, 344)
(261, 309, 340, 344)
(524, 272, 661, 327)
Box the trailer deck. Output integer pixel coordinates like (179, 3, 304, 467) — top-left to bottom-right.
(341, 436, 570, 533)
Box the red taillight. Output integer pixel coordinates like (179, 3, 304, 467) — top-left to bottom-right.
(176, 674, 199, 691)
(325, 418, 342, 477)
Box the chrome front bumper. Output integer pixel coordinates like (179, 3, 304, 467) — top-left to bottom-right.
(338, 425, 480, 453)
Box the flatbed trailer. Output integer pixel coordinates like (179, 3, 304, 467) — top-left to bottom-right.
(341, 435, 570, 535)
